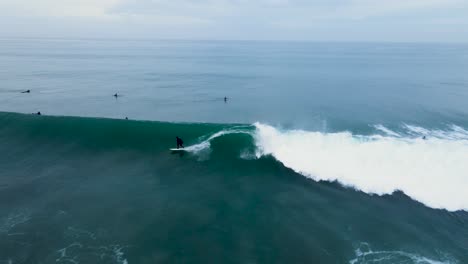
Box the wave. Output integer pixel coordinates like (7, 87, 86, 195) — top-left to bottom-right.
(1, 112, 467, 212)
(254, 123, 468, 211)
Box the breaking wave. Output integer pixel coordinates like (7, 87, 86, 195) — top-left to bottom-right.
(254, 123, 468, 211)
(1, 112, 467, 212)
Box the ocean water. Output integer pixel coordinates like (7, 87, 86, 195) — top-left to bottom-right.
(0, 38, 468, 263)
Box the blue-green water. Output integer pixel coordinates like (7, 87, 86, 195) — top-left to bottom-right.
(0, 39, 468, 263)
(1, 39, 468, 127)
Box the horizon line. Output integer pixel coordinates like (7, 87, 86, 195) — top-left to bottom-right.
(1, 36, 467, 45)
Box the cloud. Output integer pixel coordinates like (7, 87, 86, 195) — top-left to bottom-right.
(0, 0, 122, 18)
(338, 0, 466, 19)
(1, 0, 465, 21)
(0, 0, 467, 41)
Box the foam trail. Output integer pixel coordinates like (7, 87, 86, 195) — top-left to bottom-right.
(184, 128, 252, 153)
(349, 242, 455, 264)
(374, 125, 401, 137)
(255, 123, 468, 211)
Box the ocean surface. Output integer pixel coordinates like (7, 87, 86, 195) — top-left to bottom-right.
(0, 38, 468, 263)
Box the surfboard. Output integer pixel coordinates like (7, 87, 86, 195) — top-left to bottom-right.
(170, 148, 186, 152)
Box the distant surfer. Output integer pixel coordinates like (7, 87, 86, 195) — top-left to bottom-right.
(36, 111, 41, 115)
(422, 136, 426, 140)
(176, 136, 184, 149)
(224, 96, 228, 103)
(21, 90, 30, 93)
(114, 93, 120, 98)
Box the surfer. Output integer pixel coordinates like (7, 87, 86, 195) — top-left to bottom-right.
(224, 96, 228, 103)
(21, 90, 30, 93)
(176, 136, 184, 149)
(36, 111, 41, 115)
(114, 93, 120, 98)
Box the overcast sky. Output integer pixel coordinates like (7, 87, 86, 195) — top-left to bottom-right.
(1, 0, 468, 42)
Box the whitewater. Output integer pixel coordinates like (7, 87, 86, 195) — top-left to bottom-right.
(254, 123, 468, 212)
(167, 120, 468, 212)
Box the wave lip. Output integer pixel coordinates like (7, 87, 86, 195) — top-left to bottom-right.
(254, 123, 468, 211)
(184, 126, 253, 153)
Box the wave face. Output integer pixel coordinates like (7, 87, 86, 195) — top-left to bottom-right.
(255, 123, 468, 211)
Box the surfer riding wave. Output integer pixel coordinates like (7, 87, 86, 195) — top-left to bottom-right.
(176, 136, 184, 149)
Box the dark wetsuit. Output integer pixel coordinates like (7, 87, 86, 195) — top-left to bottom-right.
(176, 137, 184, 149)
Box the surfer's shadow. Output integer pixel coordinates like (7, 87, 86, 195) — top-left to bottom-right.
(170, 151, 186, 157)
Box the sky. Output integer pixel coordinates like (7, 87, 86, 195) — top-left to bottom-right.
(1, 0, 468, 42)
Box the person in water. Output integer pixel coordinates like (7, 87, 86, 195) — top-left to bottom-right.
(224, 96, 228, 102)
(176, 136, 184, 149)
(21, 90, 30, 93)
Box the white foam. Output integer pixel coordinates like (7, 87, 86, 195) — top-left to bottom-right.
(374, 124, 401, 137)
(184, 127, 252, 153)
(111, 246, 129, 264)
(254, 123, 468, 211)
(56, 243, 129, 264)
(56, 242, 83, 264)
(349, 242, 456, 264)
(0, 210, 31, 233)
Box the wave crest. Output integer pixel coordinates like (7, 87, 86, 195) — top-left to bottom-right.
(254, 123, 468, 211)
